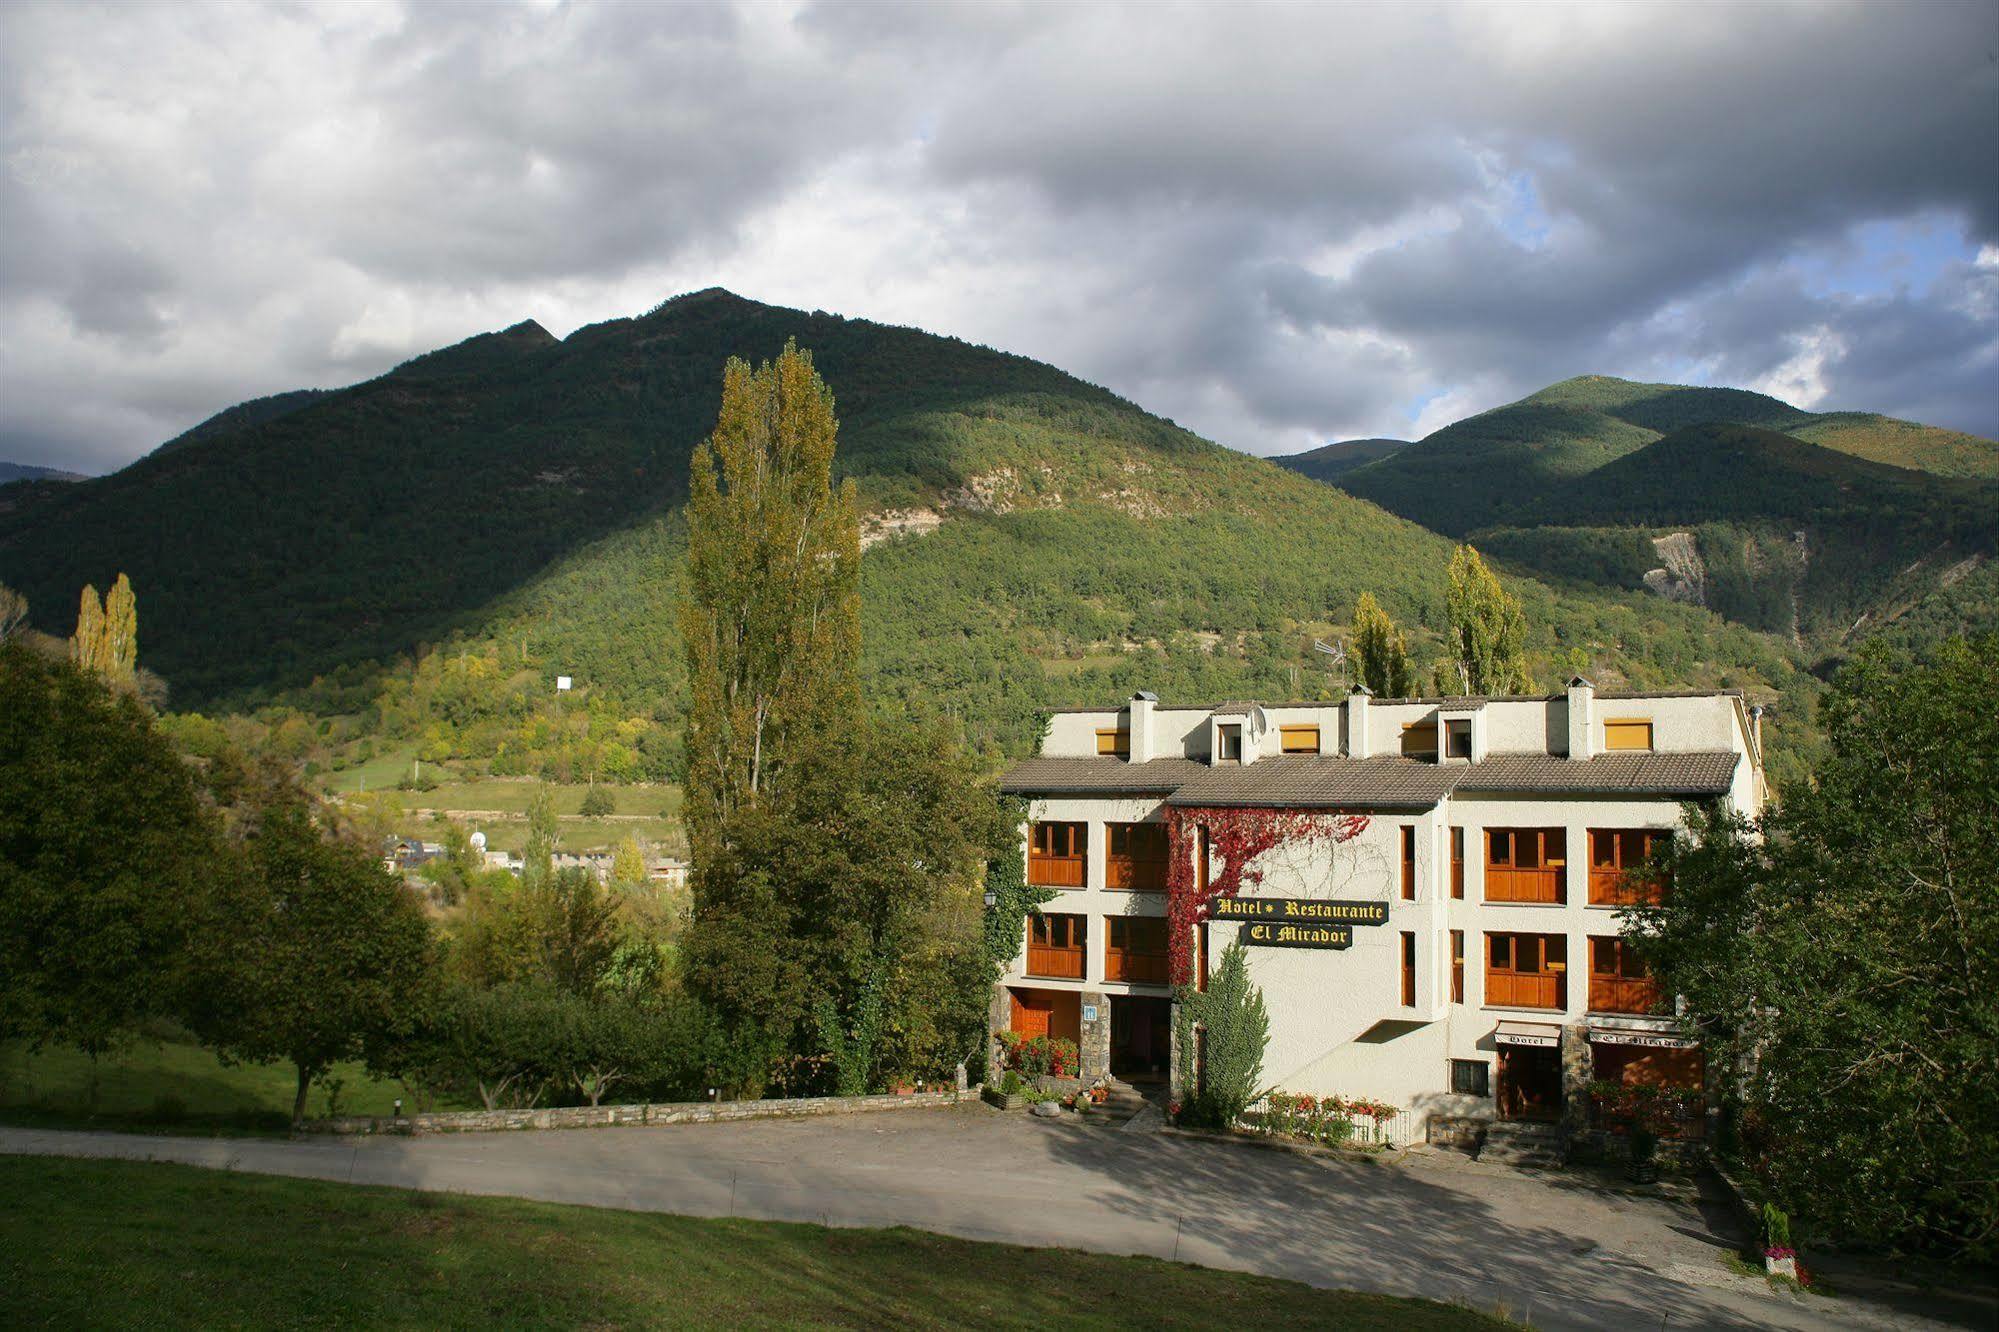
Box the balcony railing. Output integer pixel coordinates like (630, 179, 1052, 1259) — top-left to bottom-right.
(1589, 975, 1664, 1015)
(1486, 971, 1565, 1009)
(1588, 868, 1668, 907)
(1027, 854, 1086, 888)
(1026, 945, 1085, 979)
(1486, 867, 1565, 904)
(1106, 855, 1166, 891)
(1106, 948, 1169, 984)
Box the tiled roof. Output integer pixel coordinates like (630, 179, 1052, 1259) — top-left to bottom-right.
(999, 750, 1740, 803)
(1210, 701, 1258, 716)
(1455, 752, 1739, 795)
(997, 757, 1208, 795)
(1167, 756, 1459, 809)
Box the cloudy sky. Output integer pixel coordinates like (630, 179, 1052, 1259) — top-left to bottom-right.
(2, 0, 1994, 475)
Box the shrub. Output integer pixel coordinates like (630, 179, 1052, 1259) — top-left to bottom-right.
(579, 785, 616, 817)
(1174, 940, 1267, 1129)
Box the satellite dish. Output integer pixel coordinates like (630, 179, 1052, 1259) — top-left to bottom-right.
(469, 830, 487, 852)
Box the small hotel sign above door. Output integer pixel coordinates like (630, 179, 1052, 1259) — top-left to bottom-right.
(1211, 898, 1388, 949)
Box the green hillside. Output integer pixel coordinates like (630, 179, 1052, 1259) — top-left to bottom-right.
(0, 292, 1825, 786)
(1271, 437, 1407, 482)
(1473, 423, 1997, 643)
(1338, 374, 1996, 535)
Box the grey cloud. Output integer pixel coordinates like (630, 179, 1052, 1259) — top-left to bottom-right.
(0, 0, 1994, 477)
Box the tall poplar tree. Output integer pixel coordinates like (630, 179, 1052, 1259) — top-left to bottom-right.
(1445, 545, 1530, 694)
(71, 584, 105, 676)
(680, 339, 860, 857)
(1351, 592, 1413, 697)
(103, 573, 137, 682)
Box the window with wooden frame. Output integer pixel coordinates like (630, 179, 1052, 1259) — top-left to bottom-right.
(1589, 936, 1664, 1014)
(1026, 913, 1087, 979)
(1106, 822, 1169, 890)
(1400, 824, 1417, 900)
(1603, 718, 1654, 751)
(1450, 1058, 1489, 1098)
(1197, 921, 1210, 993)
(1450, 826, 1465, 899)
(1485, 931, 1567, 1009)
(1451, 929, 1465, 1004)
(1279, 724, 1320, 754)
(1400, 930, 1417, 1007)
(1588, 829, 1672, 906)
(1106, 915, 1169, 984)
(1485, 828, 1567, 903)
(1446, 720, 1472, 759)
(1400, 722, 1439, 758)
(1096, 728, 1131, 756)
(1028, 821, 1088, 888)
(1216, 724, 1243, 761)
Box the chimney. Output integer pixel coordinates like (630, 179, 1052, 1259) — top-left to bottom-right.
(1566, 675, 1595, 760)
(1128, 691, 1157, 764)
(1346, 686, 1372, 759)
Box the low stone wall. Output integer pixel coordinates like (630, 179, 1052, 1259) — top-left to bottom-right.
(1568, 1127, 1711, 1173)
(1425, 1114, 1488, 1151)
(308, 1087, 972, 1136)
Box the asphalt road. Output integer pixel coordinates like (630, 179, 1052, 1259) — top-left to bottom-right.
(0, 1105, 1976, 1331)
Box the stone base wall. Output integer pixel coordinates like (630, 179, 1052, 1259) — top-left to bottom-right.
(1079, 989, 1110, 1082)
(309, 1088, 970, 1137)
(1425, 1114, 1489, 1150)
(1567, 1127, 1711, 1173)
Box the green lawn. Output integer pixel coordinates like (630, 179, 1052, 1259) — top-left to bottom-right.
(323, 744, 422, 793)
(0, 1158, 1512, 1329)
(0, 1035, 455, 1134)
(411, 779, 682, 818)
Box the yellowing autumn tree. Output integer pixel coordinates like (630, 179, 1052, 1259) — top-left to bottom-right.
(68, 574, 138, 685)
(679, 339, 860, 858)
(1351, 592, 1413, 697)
(1445, 545, 1530, 694)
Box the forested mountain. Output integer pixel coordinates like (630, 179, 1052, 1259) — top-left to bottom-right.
(0, 291, 1823, 784)
(1338, 374, 1999, 535)
(0, 461, 87, 484)
(1271, 437, 1407, 482)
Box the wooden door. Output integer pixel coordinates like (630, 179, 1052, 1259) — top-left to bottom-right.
(1010, 991, 1053, 1040)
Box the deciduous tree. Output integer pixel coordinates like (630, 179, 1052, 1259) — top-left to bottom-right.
(1445, 545, 1530, 694)
(1351, 592, 1412, 697)
(1633, 636, 1999, 1257)
(680, 340, 860, 857)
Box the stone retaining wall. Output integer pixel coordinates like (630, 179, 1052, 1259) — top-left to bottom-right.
(308, 1087, 972, 1136)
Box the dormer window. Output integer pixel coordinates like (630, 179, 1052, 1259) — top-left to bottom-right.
(1401, 722, 1439, 759)
(1604, 719, 1654, 752)
(1446, 720, 1472, 759)
(1218, 725, 1243, 762)
(1096, 728, 1131, 757)
(1279, 724, 1320, 754)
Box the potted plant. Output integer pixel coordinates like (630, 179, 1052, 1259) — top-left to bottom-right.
(983, 1069, 1028, 1111)
(1761, 1204, 1798, 1279)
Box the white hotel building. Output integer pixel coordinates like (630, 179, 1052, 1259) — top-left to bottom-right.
(993, 678, 1767, 1145)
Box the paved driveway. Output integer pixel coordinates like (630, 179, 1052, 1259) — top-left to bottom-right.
(0, 1106, 1972, 1331)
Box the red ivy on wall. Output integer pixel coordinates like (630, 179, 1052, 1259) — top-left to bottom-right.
(1164, 805, 1371, 985)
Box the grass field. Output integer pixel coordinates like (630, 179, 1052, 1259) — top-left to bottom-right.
(0, 1158, 1513, 1329)
(0, 1034, 456, 1134)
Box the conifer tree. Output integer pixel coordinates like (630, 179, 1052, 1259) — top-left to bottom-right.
(680, 339, 860, 858)
(1351, 592, 1413, 697)
(71, 584, 105, 675)
(103, 573, 137, 682)
(1445, 545, 1531, 694)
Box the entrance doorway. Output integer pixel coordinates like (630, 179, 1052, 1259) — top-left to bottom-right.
(1497, 1045, 1563, 1121)
(1008, 988, 1081, 1046)
(1110, 996, 1171, 1082)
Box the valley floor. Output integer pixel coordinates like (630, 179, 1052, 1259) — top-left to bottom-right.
(5, 1108, 1982, 1330)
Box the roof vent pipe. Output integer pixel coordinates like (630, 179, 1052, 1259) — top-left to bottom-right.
(1566, 675, 1595, 760)
(1347, 686, 1372, 760)
(1128, 691, 1156, 764)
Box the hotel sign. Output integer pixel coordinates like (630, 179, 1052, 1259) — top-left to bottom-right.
(1211, 898, 1389, 950)
(1590, 1028, 1696, 1050)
